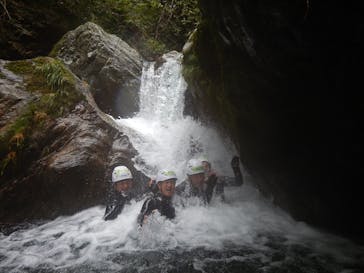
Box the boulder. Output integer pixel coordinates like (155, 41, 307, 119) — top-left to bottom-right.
(0, 58, 147, 223)
(53, 22, 143, 118)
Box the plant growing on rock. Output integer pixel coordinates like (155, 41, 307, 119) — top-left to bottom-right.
(36, 60, 69, 94)
(0, 58, 83, 179)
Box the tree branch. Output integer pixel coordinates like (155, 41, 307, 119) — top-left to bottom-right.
(0, 0, 12, 20)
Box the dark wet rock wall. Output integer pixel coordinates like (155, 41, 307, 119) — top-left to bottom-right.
(184, 0, 364, 242)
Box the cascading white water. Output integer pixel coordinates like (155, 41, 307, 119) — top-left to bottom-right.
(0, 51, 363, 273)
(116, 51, 237, 181)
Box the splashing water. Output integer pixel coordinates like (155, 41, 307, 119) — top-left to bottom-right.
(1, 186, 363, 272)
(116, 51, 236, 181)
(1, 51, 363, 273)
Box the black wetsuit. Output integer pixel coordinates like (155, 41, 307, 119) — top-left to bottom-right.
(137, 194, 175, 226)
(103, 191, 133, 221)
(228, 156, 244, 186)
(176, 157, 243, 204)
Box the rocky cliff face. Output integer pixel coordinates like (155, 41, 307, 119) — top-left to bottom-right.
(0, 25, 147, 223)
(184, 0, 364, 242)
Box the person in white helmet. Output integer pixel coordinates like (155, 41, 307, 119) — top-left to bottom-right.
(197, 156, 225, 202)
(175, 159, 209, 203)
(176, 158, 224, 204)
(137, 170, 177, 226)
(103, 165, 134, 221)
(197, 155, 243, 202)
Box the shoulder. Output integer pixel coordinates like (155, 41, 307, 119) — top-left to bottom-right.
(142, 196, 159, 210)
(176, 180, 188, 192)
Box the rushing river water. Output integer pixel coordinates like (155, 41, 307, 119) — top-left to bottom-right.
(1, 52, 363, 273)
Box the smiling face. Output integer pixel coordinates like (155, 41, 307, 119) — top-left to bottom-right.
(158, 179, 176, 198)
(114, 179, 133, 193)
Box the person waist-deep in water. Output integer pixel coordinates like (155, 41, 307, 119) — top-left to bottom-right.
(176, 158, 218, 204)
(138, 170, 176, 226)
(176, 156, 243, 204)
(103, 165, 134, 221)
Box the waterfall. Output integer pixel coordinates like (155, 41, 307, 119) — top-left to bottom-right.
(116, 51, 237, 182)
(0, 52, 363, 273)
(138, 51, 186, 121)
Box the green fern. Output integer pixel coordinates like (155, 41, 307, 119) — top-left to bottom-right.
(36, 59, 74, 95)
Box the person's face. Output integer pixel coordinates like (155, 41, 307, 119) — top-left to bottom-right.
(158, 179, 176, 198)
(114, 179, 133, 192)
(202, 161, 210, 172)
(189, 173, 205, 188)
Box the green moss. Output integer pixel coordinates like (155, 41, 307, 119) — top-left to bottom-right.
(4, 60, 33, 75)
(0, 71, 5, 79)
(5, 57, 79, 99)
(1, 57, 83, 178)
(143, 38, 167, 58)
(36, 58, 76, 92)
(5, 58, 50, 93)
(182, 52, 201, 82)
(0, 104, 35, 176)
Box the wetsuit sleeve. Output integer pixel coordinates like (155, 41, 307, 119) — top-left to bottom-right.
(137, 197, 158, 226)
(165, 205, 175, 220)
(205, 174, 217, 203)
(160, 198, 176, 219)
(214, 176, 225, 202)
(175, 181, 187, 196)
(230, 156, 243, 186)
(220, 174, 243, 187)
(232, 167, 243, 186)
(103, 197, 126, 221)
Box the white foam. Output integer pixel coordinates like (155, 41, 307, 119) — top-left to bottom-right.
(0, 186, 363, 271)
(1, 51, 363, 272)
(115, 51, 237, 182)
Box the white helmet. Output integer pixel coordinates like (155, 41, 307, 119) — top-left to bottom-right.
(156, 170, 177, 183)
(198, 155, 209, 163)
(186, 159, 204, 175)
(111, 166, 132, 183)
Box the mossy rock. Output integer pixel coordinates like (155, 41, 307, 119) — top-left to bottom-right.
(1, 57, 83, 178)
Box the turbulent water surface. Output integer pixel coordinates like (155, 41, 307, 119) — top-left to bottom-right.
(1, 51, 363, 273)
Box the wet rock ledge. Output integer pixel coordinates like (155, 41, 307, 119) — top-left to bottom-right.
(0, 23, 146, 224)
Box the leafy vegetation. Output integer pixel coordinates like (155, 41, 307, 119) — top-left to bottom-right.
(2, 0, 200, 60)
(1, 58, 83, 178)
(122, 0, 200, 57)
(36, 58, 75, 94)
(52, 0, 200, 59)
